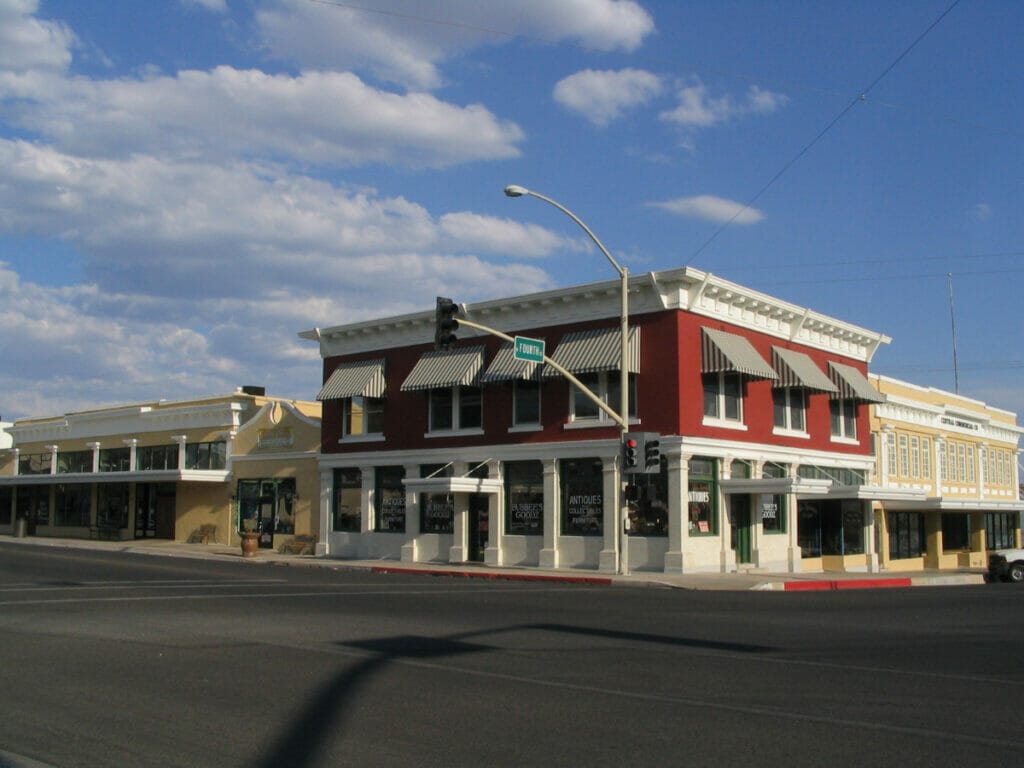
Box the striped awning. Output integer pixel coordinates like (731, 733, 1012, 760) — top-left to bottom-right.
(479, 341, 542, 383)
(771, 347, 837, 392)
(828, 361, 885, 403)
(542, 327, 639, 378)
(701, 327, 777, 380)
(400, 346, 485, 392)
(316, 359, 386, 401)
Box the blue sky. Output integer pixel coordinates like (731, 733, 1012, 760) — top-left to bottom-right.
(0, 0, 1021, 424)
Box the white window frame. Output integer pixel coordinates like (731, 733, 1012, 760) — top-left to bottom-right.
(510, 379, 541, 432)
(829, 398, 858, 443)
(342, 396, 385, 442)
(566, 372, 637, 429)
(772, 387, 807, 436)
(427, 386, 483, 437)
(703, 371, 745, 430)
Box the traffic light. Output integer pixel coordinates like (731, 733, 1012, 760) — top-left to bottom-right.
(434, 296, 459, 351)
(644, 435, 661, 472)
(623, 432, 642, 473)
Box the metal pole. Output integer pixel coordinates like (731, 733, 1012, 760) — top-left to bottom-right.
(504, 186, 630, 574)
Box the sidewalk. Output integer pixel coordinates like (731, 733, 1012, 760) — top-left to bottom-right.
(2, 534, 989, 591)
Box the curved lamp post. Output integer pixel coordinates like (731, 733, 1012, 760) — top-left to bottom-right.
(504, 184, 630, 574)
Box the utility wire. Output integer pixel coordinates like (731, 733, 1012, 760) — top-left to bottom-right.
(688, 0, 964, 262)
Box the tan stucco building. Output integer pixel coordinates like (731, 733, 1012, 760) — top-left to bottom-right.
(869, 374, 1023, 571)
(0, 389, 322, 552)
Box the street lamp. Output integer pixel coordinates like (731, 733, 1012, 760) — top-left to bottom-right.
(504, 184, 630, 574)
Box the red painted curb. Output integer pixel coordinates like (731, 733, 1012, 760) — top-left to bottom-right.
(784, 578, 913, 591)
(369, 565, 613, 586)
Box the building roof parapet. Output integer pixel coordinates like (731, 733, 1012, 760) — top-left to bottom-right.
(302, 266, 891, 362)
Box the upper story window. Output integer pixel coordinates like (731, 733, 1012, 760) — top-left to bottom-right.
(429, 386, 482, 433)
(772, 387, 806, 433)
(99, 446, 130, 472)
(701, 328, 778, 429)
(703, 371, 743, 423)
(57, 450, 92, 474)
(569, 372, 637, 425)
(18, 452, 52, 475)
(185, 440, 226, 470)
(513, 379, 541, 427)
(137, 444, 179, 471)
(344, 396, 384, 437)
(830, 399, 857, 441)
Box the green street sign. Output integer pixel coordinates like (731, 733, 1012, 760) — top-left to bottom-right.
(514, 336, 545, 363)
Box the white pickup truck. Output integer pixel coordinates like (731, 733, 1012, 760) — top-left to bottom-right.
(988, 549, 1024, 583)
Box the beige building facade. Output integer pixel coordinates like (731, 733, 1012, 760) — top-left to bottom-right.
(869, 374, 1023, 571)
(0, 390, 322, 552)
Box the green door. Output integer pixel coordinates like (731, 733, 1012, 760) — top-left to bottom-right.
(731, 495, 752, 564)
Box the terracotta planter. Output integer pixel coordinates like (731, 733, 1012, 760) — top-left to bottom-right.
(240, 531, 260, 557)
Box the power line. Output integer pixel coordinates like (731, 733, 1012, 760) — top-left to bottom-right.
(688, 0, 964, 262)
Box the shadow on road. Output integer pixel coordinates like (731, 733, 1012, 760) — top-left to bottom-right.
(254, 622, 772, 767)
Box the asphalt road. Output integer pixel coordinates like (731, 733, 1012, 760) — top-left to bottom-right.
(1, 542, 1022, 768)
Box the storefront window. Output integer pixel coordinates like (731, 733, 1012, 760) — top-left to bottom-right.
(986, 512, 1017, 551)
(799, 500, 864, 556)
(560, 458, 603, 536)
(54, 484, 90, 527)
(237, 478, 296, 535)
(16, 486, 49, 526)
(420, 463, 454, 534)
(333, 468, 362, 532)
(0, 487, 11, 525)
(627, 457, 668, 536)
(505, 460, 543, 535)
(889, 511, 925, 560)
(375, 466, 406, 532)
(97, 483, 129, 529)
(688, 457, 717, 535)
(760, 494, 785, 533)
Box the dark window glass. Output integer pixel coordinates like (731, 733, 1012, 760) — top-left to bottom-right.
(97, 483, 129, 529)
(345, 397, 385, 436)
(513, 380, 540, 425)
(54, 484, 91, 527)
(942, 513, 970, 551)
(687, 457, 717, 536)
(137, 444, 179, 470)
(761, 494, 785, 533)
(429, 389, 453, 431)
(57, 450, 92, 474)
(375, 466, 406, 532)
(560, 457, 603, 536)
(888, 511, 926, 559)
(18, 452, 52, 476)
(185, 441, 226, 470)
(459, 386, 482, 429)
(333, 468, 362, 532)
(99, 447, 131, 472)
(986, 512, 1017, 550)
(0, 487, 11, 525)
(626, 457, 668, 536)
(506, 460, 543, 535)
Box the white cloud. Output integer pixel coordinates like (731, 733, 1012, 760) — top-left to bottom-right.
(439, 211, 576, 257)
(180, 0, 228, 12)
(661, 79, 788, 128)
(649, 195, 765, 225)
(255, 0, 655, 90)
(553, 68, 663, 127)
(970, 202, 992, 221)
(0, 67, 524, 169)
(0, 0, 75, 73)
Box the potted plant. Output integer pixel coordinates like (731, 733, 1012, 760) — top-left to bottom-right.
(240, 515, 259, 557)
